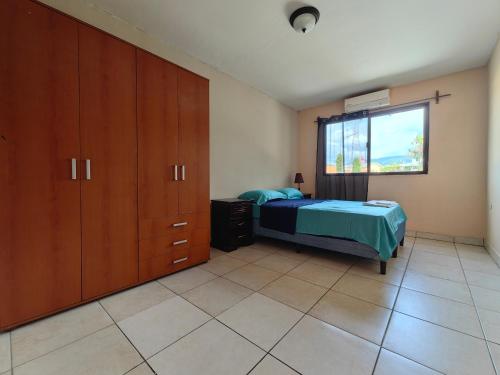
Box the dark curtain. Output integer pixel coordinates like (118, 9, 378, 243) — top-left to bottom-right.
(316, 111, 369, 201)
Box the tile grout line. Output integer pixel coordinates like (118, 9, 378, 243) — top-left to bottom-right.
(97, 301, 158, 375)
(369, 238, 446, 375)
(454, 243, 499, 375)
(244, 249, 358, 374)
(8, 322, 115, 370)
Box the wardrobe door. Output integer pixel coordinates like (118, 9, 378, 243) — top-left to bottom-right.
(138, 50, 179, 239)
(0, 0, 81, 328)
(178, 69, 210, 215)
(79, 25, 138, 299)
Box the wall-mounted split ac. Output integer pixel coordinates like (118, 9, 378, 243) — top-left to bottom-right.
(344, 89, 390, 113)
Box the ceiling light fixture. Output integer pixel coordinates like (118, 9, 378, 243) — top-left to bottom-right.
(289, 6, 320, 34)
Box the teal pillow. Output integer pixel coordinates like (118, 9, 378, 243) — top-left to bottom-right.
(277, 187, 304, 199)
(238, 189, 287, 205)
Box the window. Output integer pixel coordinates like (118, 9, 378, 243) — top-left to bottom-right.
(325, 103, 429, 175)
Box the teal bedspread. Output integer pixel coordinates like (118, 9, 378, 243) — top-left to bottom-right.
(296, 201, 407, 261)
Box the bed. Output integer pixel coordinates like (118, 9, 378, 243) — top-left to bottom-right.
(252, 198, 407, 274)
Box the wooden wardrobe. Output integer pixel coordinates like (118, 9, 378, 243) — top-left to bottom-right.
(0, 0, 210, 330)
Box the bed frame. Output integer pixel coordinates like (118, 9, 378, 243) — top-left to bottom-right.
(253, 219, 405, 274)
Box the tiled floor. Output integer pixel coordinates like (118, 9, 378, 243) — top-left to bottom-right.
(2, 237, 500, 374)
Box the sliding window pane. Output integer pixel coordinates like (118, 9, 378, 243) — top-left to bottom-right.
(325, 122, 344, 173)
(343, 118, 368, 173)
(370, 106, 426, 173)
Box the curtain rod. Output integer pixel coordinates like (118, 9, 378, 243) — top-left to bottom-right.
(315, 90, 451, 123)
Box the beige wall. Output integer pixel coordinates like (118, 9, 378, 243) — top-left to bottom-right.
(299, 68, 488, 239)
(488, 37, 500, 260)
(38, 0, 298, 199)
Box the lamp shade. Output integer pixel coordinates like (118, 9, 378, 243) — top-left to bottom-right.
(294, 173, 304, 184)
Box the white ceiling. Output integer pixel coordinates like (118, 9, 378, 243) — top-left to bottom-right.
(85, 0, 500, 110)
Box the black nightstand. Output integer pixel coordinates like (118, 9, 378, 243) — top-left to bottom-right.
(211, 199, 254, 251)
(302, 193, 312, 199)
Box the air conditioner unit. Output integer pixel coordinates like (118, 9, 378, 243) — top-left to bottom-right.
(344, 89, 390, 113)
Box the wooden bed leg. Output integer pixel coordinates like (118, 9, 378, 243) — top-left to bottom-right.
(400, 237, 405, 246)
(392, 247, 398, 258)
(380, 261, 387, 275)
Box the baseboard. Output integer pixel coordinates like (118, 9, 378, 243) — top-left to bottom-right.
(405, 230, 484, 246)
(485, 239, 500, 267)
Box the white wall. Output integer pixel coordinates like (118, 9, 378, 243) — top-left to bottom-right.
(38, 0, 298, 199)
(488, 37, 500, 261)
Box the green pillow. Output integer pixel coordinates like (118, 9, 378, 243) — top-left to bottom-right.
(238, 189, 287, 205)
(277, 187, 304, 199)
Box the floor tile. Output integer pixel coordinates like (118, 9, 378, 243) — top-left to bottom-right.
(349, 259, 405, 286)
(402, 271, 473, 304)
(307, 252, 355, 272)
(0, 333, 9, 374)
(383, 312, 495, 375)
(310, 291, 391, 344)
(210, 247, 226, 258)
(489, 342, 500, 373)
(200, 255, 247, 275)
(218, 293, 303, 351)
(158, 267, 217, 294)
(398, 241, 413, 259)
(470, 286, 500, 312)
(100, 282, 176, 322)
(224, 264, 281, 291)
(456, 244, 489, 259)
(118, 296, 210, 358)
(288, 262, 344, 288)
(395, 288, 483, 338)
(1, 371, 11, 375)
(249, 355, 299, 375)
(11, 302, 113, 366)
(250, 239, 288, 253)
(260, 275, 327, 312)
(253, 253, 304, 273)
(478, 308, 500, 344)
(465, 269, 500, 292)
(461, 256, 500, 275)
(273, 248, 312, 262)
(14, 325, 142, 375)
(407, 260, 466, 283)
(182, 278, 253, 316)
(410, 250, 461, 268)
(415, 238, 454, 247)
(271, 315, 379, 375)
(148, 320, 264, 375)
(127, 363, 154, 375)
(333, 274, 399, 308)
(227, 247, 271, 263)
(413, 243, 457, 257)
(374, 349, 440, 375)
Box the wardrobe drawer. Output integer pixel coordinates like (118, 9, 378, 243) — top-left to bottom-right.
(140, 213, 209, 240)
(139, 244, 209, 282)
(139, 254, 173, 282)
(140, 233, 190, 261)
(139, 227, 209, 261)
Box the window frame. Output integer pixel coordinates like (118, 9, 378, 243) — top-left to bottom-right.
(323, 102, 429, 176)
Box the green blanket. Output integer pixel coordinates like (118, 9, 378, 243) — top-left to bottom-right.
(297, 201, 407, 261)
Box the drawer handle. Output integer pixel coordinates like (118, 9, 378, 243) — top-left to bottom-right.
(173, 256, 189, 264)
(173, 239, 188, 246)
(237, 235, 246, 239)
(173, 222, 188, 227)
(237, 221, 246, 226)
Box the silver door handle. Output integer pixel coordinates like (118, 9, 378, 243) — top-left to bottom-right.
(174, 165, 178, 181)
(85, 159, 91, 180)
(173, 239, 188, 246)
(71, 158, 77, 180)
(181, 165, 186, 181)
(173, 222, 188, 227)
(173, 257, 188, 264)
